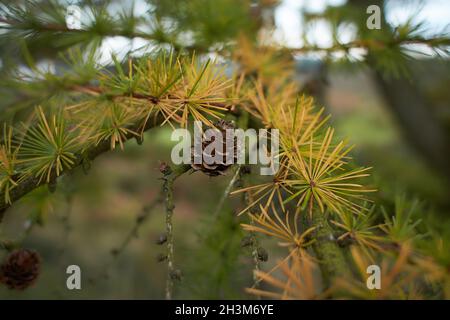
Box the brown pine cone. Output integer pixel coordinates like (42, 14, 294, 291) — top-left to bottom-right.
(191, 120, 239, 176)
(0, 249, 41, 290)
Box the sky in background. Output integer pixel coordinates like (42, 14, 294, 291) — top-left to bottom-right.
(275, 0, 450, 48)
(91, 0, 449, 63)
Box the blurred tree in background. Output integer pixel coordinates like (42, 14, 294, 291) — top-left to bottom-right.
(0, 0, 449, 299)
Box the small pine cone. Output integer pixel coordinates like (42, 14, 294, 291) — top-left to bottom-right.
(0, 249, 41, 290)
(191, 120, 239, 176)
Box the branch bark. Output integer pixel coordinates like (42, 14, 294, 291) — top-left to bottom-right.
(0, 116, 164, 222)
(308, 200, 348, 286)
(0, 80, 230, 221)
(310, 212, 348, 285)
(161, 164, 191, 300)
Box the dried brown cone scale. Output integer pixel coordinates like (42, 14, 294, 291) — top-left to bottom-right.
(0, 248, 41, 290)
(191, 120, 239, 176)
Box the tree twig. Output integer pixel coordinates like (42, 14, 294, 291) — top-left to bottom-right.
(0, 18, 208, 53)
(239, 174, 262, 296)
(308, 201, 348, 286)
(160, 163, 190, 300)
(284, 36, 450, 55)
(111, 195, 163, 259)
(85, 193, 163, 287)
(0, 115, 166, 222)
(213, 165, 241, 219)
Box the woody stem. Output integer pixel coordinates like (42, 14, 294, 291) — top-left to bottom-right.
(308, 198, 348, 286)
(161, 164, 190, 300)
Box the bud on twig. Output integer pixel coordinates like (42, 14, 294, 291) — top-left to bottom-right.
(240, 235, 254, 248)
(156, 253, 168, 262)
(155, 233, 167, 245)
(159, 162, 172, 175)
(170, 269, 182, 281)
(256, 247, 268, 262)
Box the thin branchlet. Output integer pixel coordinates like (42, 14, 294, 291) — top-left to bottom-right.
(0, 55, 232, 220)
(161, 164, 190, 300)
